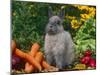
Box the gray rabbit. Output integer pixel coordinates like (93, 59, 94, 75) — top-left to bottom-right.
(44, 7, 75, 69)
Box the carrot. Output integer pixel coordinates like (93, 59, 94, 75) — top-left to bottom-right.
(30, 43, 40, 57)
(24, 63, 33, 73)
(14, 48, 26, 58)
(14, 48, 42, 71)
(25, 52, 43, 73)
(11, 40, 16, 53)
(25, 43, 40, 73)
(42, 60, 51, 69)
(35, 52, 43, 63)
(42, 60, 59, 72)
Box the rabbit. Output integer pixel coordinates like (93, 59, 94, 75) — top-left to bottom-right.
(44, 7, 75, 69)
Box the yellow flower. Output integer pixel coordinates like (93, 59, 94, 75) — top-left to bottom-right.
(71, 20, 80, 29)
(78, 6, 89, 11)
(73, 64, 86, 70)
(73, 5, 96, 21)
(89, 12, 95, 18)
(88, 7, 96, 13)
(67, 16, 76, 19)
(80, 18, 86, 22)
(80, 14, 90, 20)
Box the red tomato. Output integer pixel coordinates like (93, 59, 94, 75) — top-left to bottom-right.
(80, 56, 91, 64)
(84, 50, 92, 56)
(88, 58, 96, 68)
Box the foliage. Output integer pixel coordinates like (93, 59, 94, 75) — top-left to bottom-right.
(74, 18, 96, 54)
(12, 1, 49, 50)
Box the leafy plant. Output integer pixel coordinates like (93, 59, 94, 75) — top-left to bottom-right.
(74, 18, 96, 53)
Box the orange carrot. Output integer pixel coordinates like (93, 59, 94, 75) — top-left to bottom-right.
(14, 48, 42, 71)
(25, 43, 40, 73)
(42, 60, 51, 69)
(35, 52, 43, 63)
(30, 43, 40, 57)
(11, 40, 16, 53)
(42, 60, 59, 72)
(24, 63, 33, 73)
(25, 52, 43, 73)
(14, 48, 26, 58)
(25, 54, 42, 71)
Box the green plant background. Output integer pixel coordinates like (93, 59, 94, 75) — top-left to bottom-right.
(12, 1, 96, 55)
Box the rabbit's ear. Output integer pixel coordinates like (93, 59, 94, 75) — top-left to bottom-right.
(48, 6, 53, 18)
(58, 8, 65, 19)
